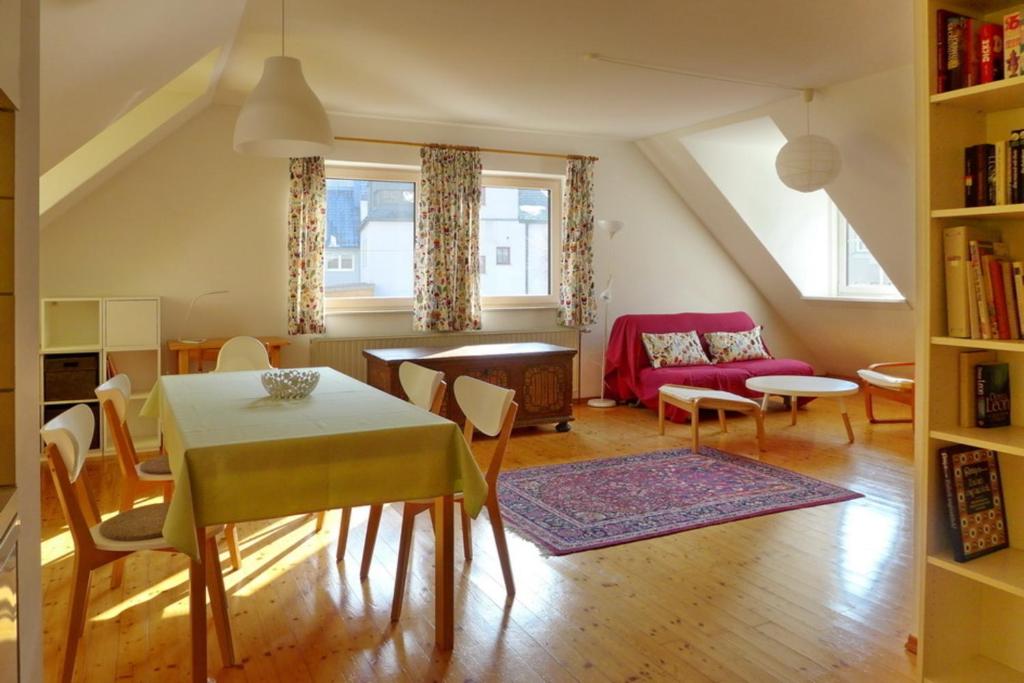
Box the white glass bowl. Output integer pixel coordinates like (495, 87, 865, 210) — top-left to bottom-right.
(261, 369, 320, 400)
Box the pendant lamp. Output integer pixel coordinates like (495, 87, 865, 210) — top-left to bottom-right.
(775, 90, 841, 193)
(233, 0, 333, 157)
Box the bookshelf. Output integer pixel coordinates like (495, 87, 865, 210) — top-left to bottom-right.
(39, 297, 161, 455)
(919, 1, 1024, 680)
(0, 90, 13, 487)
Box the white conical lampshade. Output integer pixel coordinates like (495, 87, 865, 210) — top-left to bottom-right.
(234, 56, 333, 157)
(775, 134, 841, 193)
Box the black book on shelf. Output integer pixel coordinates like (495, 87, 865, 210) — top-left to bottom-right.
(975, 361, 1010, 427)
(939, 445, 1009, 562)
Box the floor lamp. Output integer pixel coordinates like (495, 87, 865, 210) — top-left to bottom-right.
(588, 219, 624, 409)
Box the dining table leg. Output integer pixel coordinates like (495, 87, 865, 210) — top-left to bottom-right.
(434, 494, 455, 651)
(190, 525, 209, 681)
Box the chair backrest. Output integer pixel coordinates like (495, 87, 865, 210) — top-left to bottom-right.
(40, 404, 100, 551)
(95, 374, 139, 474)
(399, 362, 445, 412)
(453, 375, 518, 487)
(214, 336, 273, 372)
(95, 374, 130, 423)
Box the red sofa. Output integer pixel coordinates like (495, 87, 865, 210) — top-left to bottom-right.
(603, 311, 814, 422)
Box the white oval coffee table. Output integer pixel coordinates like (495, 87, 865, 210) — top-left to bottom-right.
(745, 375, 860, 443)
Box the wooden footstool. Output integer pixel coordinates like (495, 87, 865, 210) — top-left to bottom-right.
(658, 385, 766, 452)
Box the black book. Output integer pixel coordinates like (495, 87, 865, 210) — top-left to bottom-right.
(986, 144, 997, 205)
(939, 446, 1009, 562)
(975, 361, 1010, 427)
(1011, 130, 1021, 204)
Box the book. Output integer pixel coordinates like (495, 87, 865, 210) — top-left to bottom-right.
(949, 14, 969, 89)
(981, 22, 1005, 83)
(959, 350, 997, 426)
(945, 226, 1001, 338)
(965, 19, 983, 88)
(995, 139, 1008, 205)
(1012, 130, 1022, 203)
(986, 141, 998, 205)
(937, 10, 952, 92)
(1013, 261, 1024, 330)
(976, 361, 1011, 427)
(1001, 260, 1020, 338)
(1007, 10, 1024, 79)
(939, 446, 1009, 562)
(969, 240, 995, 339)
(965, 144, 995, 206)
(987, 255, 1010, 338)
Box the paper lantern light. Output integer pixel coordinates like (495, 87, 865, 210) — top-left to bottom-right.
(775, 134, 842, 193)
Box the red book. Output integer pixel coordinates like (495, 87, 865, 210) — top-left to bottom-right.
(989, 257, 1011, 338)
(965, 18, 981, 87)
(981, 23, 1004, 83)
(938, 10, 953, 92)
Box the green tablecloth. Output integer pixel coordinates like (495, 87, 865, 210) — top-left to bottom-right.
(141, 368, 487, 560)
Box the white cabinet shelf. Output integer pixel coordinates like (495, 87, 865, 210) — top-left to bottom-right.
(931, 336, 1024, 352)
(928, 548, 1024, 599)
(929, 426, 1024, 457)
(925, 655, 1024, 683)
(39, 297, 161, 458)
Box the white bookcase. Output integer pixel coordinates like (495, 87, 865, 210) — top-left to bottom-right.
(917, 1, 1024, 681)
(40, 297, 161, 455)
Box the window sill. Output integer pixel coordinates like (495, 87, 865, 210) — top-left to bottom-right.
(801, 295, 910, 308)
(325, 300, 558, 315)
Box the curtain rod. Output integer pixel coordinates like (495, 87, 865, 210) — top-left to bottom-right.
(333, 135, 598, 162)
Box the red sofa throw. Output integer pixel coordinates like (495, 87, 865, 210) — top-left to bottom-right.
(603, 311, 814, 422)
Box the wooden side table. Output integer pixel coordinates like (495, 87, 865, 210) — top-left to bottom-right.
(167, 337, 290, 374)
(364, 342, 576, 431)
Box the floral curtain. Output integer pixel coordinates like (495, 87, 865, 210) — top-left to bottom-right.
(557, 156, 597, 328)
(413, 145, 483, 331)
(287, 157, 327, 335)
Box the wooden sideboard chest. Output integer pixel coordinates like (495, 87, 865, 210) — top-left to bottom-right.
(364, 342, 576, 431)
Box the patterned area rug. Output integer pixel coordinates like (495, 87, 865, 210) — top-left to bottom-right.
(498, 447, 862, 556)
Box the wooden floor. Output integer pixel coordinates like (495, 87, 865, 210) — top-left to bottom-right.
(40, 397, 917, 682)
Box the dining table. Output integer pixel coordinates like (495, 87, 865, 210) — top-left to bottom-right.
(140, 367, 488, 681)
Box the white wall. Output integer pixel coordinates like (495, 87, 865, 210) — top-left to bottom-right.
(683, 117, 834, 297)
(639, 65, 915, 375)
(41, 104, 815, 397)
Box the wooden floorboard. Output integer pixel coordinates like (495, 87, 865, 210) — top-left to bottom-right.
(40, 398, 917, 682)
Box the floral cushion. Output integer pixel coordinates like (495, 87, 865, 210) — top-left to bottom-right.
(641, 331, 711, 369)
(703, 327, 772, 364)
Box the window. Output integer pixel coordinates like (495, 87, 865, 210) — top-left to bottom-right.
(832, 205, 900, 298)
(324, 166, 560, 310)
(325, 253, 355, 272)
(324, 170, 416, 300)
(479, 182, 554, 298)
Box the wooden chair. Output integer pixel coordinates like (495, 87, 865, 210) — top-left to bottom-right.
(41, 404, 234, 683)
(390, 375, 518, 622)
(857, 362, 915, 424)
(214, 335, 273, 373)
(334, 362, 447, 580)
(210, 336, 280, 569)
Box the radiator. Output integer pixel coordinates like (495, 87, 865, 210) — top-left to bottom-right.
(310, 328, 581, 395)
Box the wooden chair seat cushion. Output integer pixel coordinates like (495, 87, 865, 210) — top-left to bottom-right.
(857, 369, 914, 391)
(659, 385, 759, 409)
(98, 503, 168, 541)
(138, 455, 172, 476)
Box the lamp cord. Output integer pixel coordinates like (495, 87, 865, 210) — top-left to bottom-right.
(281, 0, 285, 56)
